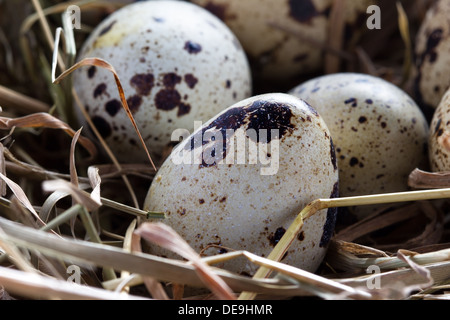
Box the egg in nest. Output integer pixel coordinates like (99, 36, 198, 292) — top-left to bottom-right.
(72, 0, 252, 163)
(290, 73, 429, 215)
(144, 93, 339, 275)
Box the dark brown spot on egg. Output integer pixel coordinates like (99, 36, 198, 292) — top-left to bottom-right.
(268, 227, 286, 247)
(349, 157, 359, 167)
(93, 83, 107, 99)
(330, 138, 337, 171)
(130, 73, 154, 96)
(187, 100, 295, 168)
(358, 116, 367, 123)
(99, 20, 117, 36)
(184, 41, 202, 54)
(434, 118, 442, 135)
(426, 29, 443, 57)
(177, 102, 191, 117)
(320, 181, 339, 247)
(127, 95, 142, 114)
(345, 98, 358, 107)
(92, 116, 112, 138)
(155, 89, 181, 111)
(184, 74, 198, 89)
(246, 100, 294, 143)
(199, 199, 205, 204)
(303, 100, 319, 117)
(288, 0, 319, 23)
(105, 99, 121, 117)
(87, 66, 96, 79)
(297, 231, 305, 242)
(163, 73, 182, 88)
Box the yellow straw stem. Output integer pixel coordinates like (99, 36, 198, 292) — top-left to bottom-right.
(239, 188, 450, 300)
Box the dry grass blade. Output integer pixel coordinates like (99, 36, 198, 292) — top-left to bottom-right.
(87, 166, 101, 204)
(409, 168, 450, 189)
(239, 251, 372, 300)
(327, 240, 450, 271)
(335, 201, 444, 251)
(30, 0, 65, 71)
(42, 179, 101, 212)
(397, 249, 434, 291)
(69, 128, 81, 190)
(136, 222, 236, 300)
(131, 228, 169, 300)
(0, 266, 149, 300)
(240, 188, 450, 300)
(0, 143, 6, 197)
(0, 217, 309, 296)
(0, 172, 43, 226)
(0, 112, 97, 158)
(0, 84, 50, 113)
(396, 1, 413, 85)
(53, 57, 157, 171)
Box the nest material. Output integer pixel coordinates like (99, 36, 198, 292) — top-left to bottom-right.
(1, 0, 450, 301)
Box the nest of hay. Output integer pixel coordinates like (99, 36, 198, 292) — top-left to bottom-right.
(0, 0, 449, 301)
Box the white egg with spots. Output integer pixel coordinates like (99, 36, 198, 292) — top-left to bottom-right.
(414, 0, 450, 110)
(144, 93, 339, 275)
(429, 89, 450, 171)
(191, 0, 372, 85)
(72, 0, 252, 163)
(289, 73, 429, 213)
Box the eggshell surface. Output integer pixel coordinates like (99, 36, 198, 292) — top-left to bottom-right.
(290, 73, 429, 200)
(414, 0, 450, 110)
(72, 0, 252, 163)
(429, 89, 450, 172)
(144, 93, 339, 275)
(191, 0, 372, 84)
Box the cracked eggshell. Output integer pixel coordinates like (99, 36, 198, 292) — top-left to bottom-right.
(414, 0, 450, 110)
(290, 73, 429, 207)
(190, 0, 372, 85)
(429, 89, 450, 172)
(72, 0, 252, 163)
(143, 93, 339, 275)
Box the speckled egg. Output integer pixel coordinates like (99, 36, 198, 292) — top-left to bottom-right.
(190, 0, 373, 85)
(289, 73, 429, 202)
(414, 0, 450, 110)
(428, 88, 450, 172)
(143, 93, 339, 275)
(72, 0, 252, 163)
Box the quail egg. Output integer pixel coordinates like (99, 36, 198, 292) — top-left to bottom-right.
(429, 88, 450, 172)
(414, 0, 450, 110)
(191, 0, 373, 86)
(289, 73, 429, 208)
(72, 0, 252, 163)
(143, 93, 339, 275)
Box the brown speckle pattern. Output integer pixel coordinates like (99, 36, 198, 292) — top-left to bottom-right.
(429, 89, 450, 171)
(192, 0, 372, 82)
(72, 0, 252, 163)
(290, 73, 429, 216)
(144, 93, 339, 275)
(414, 0, 450, 111)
